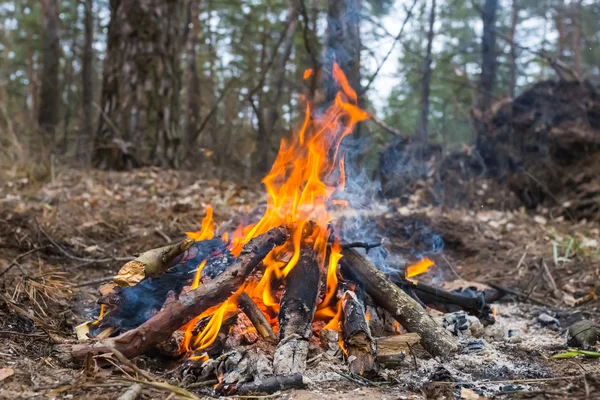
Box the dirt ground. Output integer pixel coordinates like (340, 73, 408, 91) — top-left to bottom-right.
(1, 168, 599, 399)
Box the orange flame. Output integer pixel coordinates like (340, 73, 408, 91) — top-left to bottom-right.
(303, 68, 313, 80)
(406, 257, 434, 279)
(191, 259, 207, 290)
(186, 206, 215, 241)
(180, 64, 370, 356)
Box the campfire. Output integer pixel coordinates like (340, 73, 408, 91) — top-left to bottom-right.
(68, 65, 493, 395)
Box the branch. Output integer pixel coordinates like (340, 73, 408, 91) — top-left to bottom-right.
(361, 0, 419, 95)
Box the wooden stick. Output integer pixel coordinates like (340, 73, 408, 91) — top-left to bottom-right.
(112, 238, 195, 287)
(341, 291, 378, 377)
(237, 292, 277, 343)
(340, 248, 460, 359)
(67, 228, 286, 360)
(273, 247, 320, 375)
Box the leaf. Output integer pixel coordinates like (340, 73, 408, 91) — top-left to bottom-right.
(0, 367, 15, 382)
(552, 349, 600, 359)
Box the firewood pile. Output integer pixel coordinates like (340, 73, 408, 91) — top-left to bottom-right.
(59, 65, 499, 396)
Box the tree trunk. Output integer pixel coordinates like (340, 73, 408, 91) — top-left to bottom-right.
(61, 41, 76, 155)
(258, 2, 297, 175)
(78, 0, 94, 166)
(570, 0, 582, 77)
(508, 0, 518, 99)
(207, 0, 220, 167)
(183, 0, 202, 161)
(324, 0, 362, 108)
(477, 0, 498, 113)
(93, 0, 188, 170)
(417, 0, 436, 143)
(38, 0, 61, 154)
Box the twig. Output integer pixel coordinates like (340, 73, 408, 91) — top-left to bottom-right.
(361, 0, 419, 94)
(0, 330, 48, 338)
(75, 276, 114, 288)
(441, 254, 463, 281)
(341, 240, 383, 252)
(487, 283, 554, 308)
(38, 224, 133, 264)
(117, 383, 142, 400)
(368, 114, 404, 136)
(430, 375, 582, 386)
(107, 348, 157, 382)
(118, 377, 200, 400)
(541, 259, 558, 294)
(0, 246, 49, 278)
(237, 292, 277, 342)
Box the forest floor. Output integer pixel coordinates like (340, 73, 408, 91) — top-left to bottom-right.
(1, 168, 599, 399)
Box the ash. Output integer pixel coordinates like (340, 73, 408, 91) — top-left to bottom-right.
(289, 302, 563, 398)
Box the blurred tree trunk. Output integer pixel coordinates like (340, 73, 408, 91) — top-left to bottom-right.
(477, 0, 498, 113)
(77, 0, 94, 165)
(570, 0, 582, 77)
(324, 0, 361, 112)
(207, 0, 220, 166)
(257, 3, 297, 174)
(26, 30, 39, 124)
(554, 2, 566, 61)
(93, 0, 189, 170)
(183, 0, 202, 160)
(38, 0, 61, 154)
(508, 0, 518, 98)
(417, 0, 436, 144)
(61, 41, 76, 155)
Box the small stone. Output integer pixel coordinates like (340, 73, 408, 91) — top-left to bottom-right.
(537, 313, 559, 329)
(568, 320, 597, 349)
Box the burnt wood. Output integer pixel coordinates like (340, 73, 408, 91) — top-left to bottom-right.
(341, 290, 378, 376)
(217, 374, 307, 395)
(237, 292, 277, 342)
(68, 228, 287, 360)
(340, 248, 460, 359)
(273, 246, 320, 375)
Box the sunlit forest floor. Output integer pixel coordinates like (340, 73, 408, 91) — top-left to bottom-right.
(1, 168, 599, 399)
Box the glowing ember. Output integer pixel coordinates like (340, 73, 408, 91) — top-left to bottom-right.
(405, 257, 434, 279)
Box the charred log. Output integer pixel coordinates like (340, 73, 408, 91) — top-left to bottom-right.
(237, 292, 277, 343)
(273, 247, 320, 375)
(341, 291, 378, 376)
(68, 228, 286, 360)
(217, 374, 307, 396)
(389, 274, 497, 325)
(340, 248, 460, 359)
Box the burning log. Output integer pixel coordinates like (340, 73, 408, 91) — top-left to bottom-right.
(217, 374, 308, 395)
(111, 238, 195, 288)
(67, 228, 286, 360)
(341, 291, 378, 376)
(273, 247, 320, 375)
(237, 292, 277, 343)
(340, 248, 460, 359)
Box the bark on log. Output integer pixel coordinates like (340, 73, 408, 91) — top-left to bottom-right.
(110, 238, 195, 288)
(217, 374, 308, 395)
(237, 292, 277, 343)
(69, 228, 286, 360)
(340, 248, 460, 359)
(273, 247, 320, 375)
(341, 291, 378, 376)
